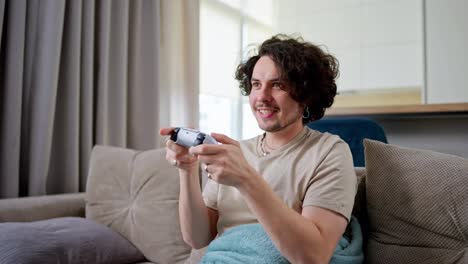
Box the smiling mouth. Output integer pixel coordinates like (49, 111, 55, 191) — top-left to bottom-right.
(256, 108, 278, 118)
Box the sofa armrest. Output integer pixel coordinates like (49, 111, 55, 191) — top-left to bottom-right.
(0, 192, 86, 223)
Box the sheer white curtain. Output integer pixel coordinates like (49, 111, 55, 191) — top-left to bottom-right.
(0, 0, 199, 198)
(159, 0, 200, 129)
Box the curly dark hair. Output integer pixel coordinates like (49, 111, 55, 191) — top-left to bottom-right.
(235, 34, 339, 123)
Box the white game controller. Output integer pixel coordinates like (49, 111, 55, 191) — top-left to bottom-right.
(170, 127, 217, 148)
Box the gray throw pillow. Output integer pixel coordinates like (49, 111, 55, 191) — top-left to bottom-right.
(364, 139, 468, 264)
(0, 217, 145, 264)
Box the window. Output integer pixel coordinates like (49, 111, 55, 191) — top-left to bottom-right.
(199, 0, 273, 140)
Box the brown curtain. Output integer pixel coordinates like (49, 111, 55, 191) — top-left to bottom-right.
(0, 0, 163, 198)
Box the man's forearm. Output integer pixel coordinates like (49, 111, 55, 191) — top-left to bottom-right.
(238, 172, 332, 264)
(178, 168, 214, 249)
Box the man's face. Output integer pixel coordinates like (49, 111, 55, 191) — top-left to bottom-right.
(249, 56, 304, 133)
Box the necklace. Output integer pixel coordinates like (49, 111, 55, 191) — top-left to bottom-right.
(259, 133, 270, 157)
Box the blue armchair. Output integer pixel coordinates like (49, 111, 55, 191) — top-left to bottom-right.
(307, 118, 388, 167)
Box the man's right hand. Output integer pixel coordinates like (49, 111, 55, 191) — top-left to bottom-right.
(160, 127, 218, 248)
(160, 127, 199, 171)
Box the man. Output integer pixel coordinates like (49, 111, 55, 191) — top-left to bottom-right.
(160, 35, 356, 264)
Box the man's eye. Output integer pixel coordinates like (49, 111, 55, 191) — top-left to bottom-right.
(273, 82, 283, 89)
(251, 82, 260, 89)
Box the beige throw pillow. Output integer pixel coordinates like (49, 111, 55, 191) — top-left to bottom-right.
(364, 139, 468, 264)
(86, 146, 191, 264)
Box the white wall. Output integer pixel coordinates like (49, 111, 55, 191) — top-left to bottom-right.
(274, 0, 423, 93)
(425, 0, 468, 103)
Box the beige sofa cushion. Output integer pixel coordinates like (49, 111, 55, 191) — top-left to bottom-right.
(86, 146, 191, 264)
(364, 139, 468, 264)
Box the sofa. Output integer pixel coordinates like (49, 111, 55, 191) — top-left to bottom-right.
(0, 139, 467, 264)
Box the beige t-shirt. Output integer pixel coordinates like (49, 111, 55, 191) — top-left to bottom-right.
(202, 126, 356, 235)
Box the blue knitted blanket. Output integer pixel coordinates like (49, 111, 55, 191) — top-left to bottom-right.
(200, 216, 363, 264)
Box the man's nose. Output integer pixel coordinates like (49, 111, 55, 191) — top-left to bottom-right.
(257, 86, 272, 101)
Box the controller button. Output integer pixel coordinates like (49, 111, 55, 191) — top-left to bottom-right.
(170, 128, 180, 141)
